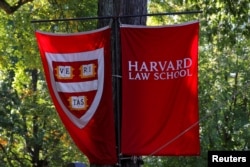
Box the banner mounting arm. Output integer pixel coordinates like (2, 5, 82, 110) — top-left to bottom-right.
(30, 10, 202, 23)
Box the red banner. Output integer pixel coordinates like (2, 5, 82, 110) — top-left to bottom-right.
(35, 27, 117, 164)
(121, 21, 200, 156)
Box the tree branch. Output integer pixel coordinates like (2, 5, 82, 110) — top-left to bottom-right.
(0, 0, 34, 14)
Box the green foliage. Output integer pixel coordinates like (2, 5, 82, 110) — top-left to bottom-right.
(32, 0, 98, 32)
(0, 0, 97, 166)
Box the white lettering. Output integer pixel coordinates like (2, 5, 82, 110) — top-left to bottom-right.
(140, 62, 149, 71)
(158, 61, 167, 71)
(184, 58, 192, 68)
(212, 155, 247, 163)
(128, 61, 138, 71)
(141, 73, 150, 80)
(128, 59, 194, 80)
(134, 73, 141, 80)
(179, 70, 187, 77)
(129, 72, 150, 80)
(166, 61, 175, 71)
(128, 59, 193, 72)
(174, 71, 179, 78)
(241, 157, 246, 162)
(166, 72, 174, 79)
(153, 69, 192, 80)
(129, 72, 134, 80)
(176, 60, 183, 70)
(150, 62, 158, 71)
(212, 155, 219, 162)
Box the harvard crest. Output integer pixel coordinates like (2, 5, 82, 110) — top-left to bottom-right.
(45, 48, 104, 128)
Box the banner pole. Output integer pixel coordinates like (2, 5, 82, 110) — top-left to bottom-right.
(112, 16, 122, 167)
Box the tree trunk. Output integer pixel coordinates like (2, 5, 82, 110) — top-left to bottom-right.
(119, 0, 147, 25)
(97, 0, 147, 27)
(29, 69, 48, 167)
(95, 1, 147, 167)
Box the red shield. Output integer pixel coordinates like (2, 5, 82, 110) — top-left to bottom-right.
(45, 48, 104, 128)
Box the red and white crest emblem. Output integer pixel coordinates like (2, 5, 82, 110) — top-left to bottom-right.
(45, 48, 104, 128)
